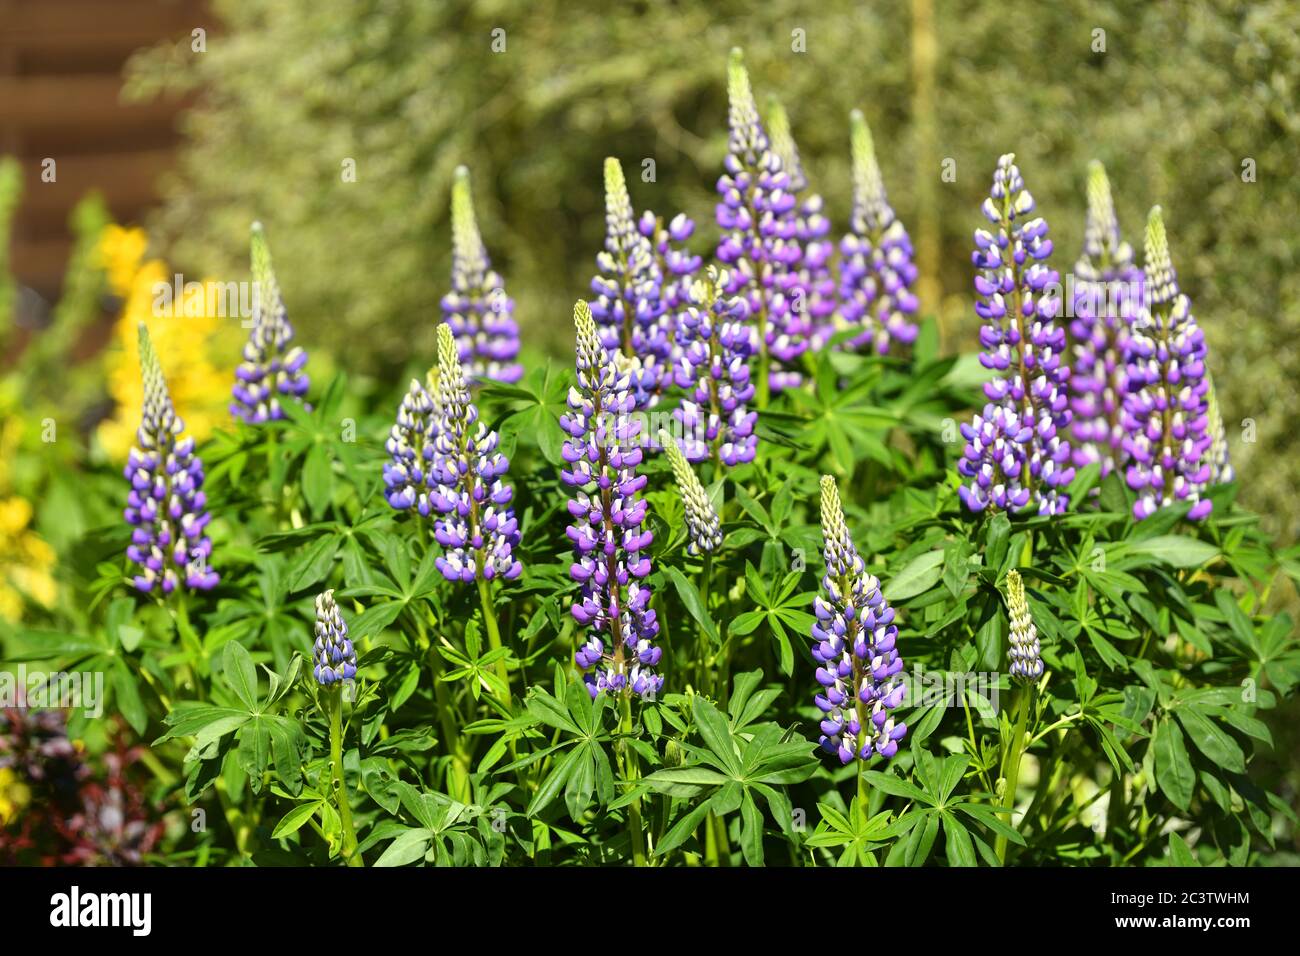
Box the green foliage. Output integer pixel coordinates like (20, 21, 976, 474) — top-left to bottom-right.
(4, 330, 1297, 866)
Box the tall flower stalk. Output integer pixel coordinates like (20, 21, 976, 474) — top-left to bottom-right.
(996, 569, 1039, 865)
(561, 301, 662, 700)
(430, 323, 521, 696)
(958, 154, 1074, 516)
(230, 223, 310, 423)
(590, 158, 670, 407)
(382, 375, 439, 515)
(836, 110, 920, 354)
(1068, 161, 1143, 474)
(124, 324, 219, 595)
(811, 476, 907, 769)
(441, 166, 523, 385)
(1121, 207, 1214, 521)
(672, 266, 758, 468)
(715, 48, 804, 407)
(314, 589, 363, 866)
(765, 96, 832, 374)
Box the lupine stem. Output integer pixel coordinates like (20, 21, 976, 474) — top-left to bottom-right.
(995, 686, 1033, 865)
(856, 758, 870, 831)
(326, 687, 363, 867)
(698, 552, 713, 691)
(418, 612, 471, 802)
(618, 693, 648, 867)
(476, 574, 511, 703)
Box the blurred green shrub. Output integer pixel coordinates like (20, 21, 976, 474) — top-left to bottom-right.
(127, 0, 1299, 536)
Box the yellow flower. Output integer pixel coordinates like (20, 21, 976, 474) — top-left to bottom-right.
(96, 234, 242, 462)
(99, 224, 149, 298)
(0, 766, 31, 825)
(0, 496, 57, 623)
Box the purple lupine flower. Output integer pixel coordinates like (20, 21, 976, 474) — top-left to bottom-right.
(1121, 207, 1213, 521)
(836, 110, 920, 354)
(429, 324, 522, 581)
(590, 158, 668, 407)
(811, 476, 906, 763)
(382, 375, 439, 515)
(562, 300, 662, 699)
(313, 589, 357, 685)
(766, 95, 836, 366)
(440, 166, 523, 385)
(638, 208, 702, 381)
(715, 48, 804, 402)
(638, 209, 701, 316)
(1067, 162, 1144, 475)
(956, 403, 1034, 513)
(230, 222, 309, 423)
(958, 154, 1073, 516)
(672, 266, 758, 466)
(124, 323, 218, 594)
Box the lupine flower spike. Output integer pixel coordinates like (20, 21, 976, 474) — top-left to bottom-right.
(1121, 207, 1213, 521)
(658, 429, 722, 554)
(765, 96, 832, 372)
(673, 266, 758, 466)
(811, 476, 906, 763)
(958, 154, 1074, 516)
(716, 48, 804, 402)
(441, 166, 523, 385)
(313, 588, 357, 685)
(1068, 161, 1144, 474)
(230, 222, 309, 423)
(1004, 569, 1043, 682)
(562, 300, 662, 698)
(836, 110, 920, 354)
(429, 324, 521, 581)
(125, 324, 219, 594)
(382, 376, 439, 515)
(590, 157, 669, 407)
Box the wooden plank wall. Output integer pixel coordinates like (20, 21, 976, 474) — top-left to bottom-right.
(0, 0, 213, 303)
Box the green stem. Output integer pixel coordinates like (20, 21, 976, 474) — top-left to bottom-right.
(327, 688, 364, 867)
(698, 552, 713, 693)
(476, 575, 511, 703)
(419, 615, 471, 803)
(856, 759, 870, 830)
(995, 686, 1032, 865)
(619, 694, 648, 867)
(757, 334, 771, 410)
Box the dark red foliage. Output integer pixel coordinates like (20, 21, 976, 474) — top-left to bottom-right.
(0, 703, 164, 866)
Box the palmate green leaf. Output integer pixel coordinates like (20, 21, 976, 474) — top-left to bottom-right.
(222, 640, 260, 711)
(1154, 716, 1196, 811)
(1127, 535, 1220, 569)
(942, 813, 977, 867)
(1167, 831, 1200, 867)
(111, 660, 148, 736)
(301, 441, 334, 515)
(862, 770, 929, 804)
(692, 696, 743, 776)
(665, 565, 719, 646)
(887, 550, 945, 601)
(528, 746, 582, 818)
(1174, 705, 1245, 773)
(374, 827, 434, 867)
(272, 800, 323, 839)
